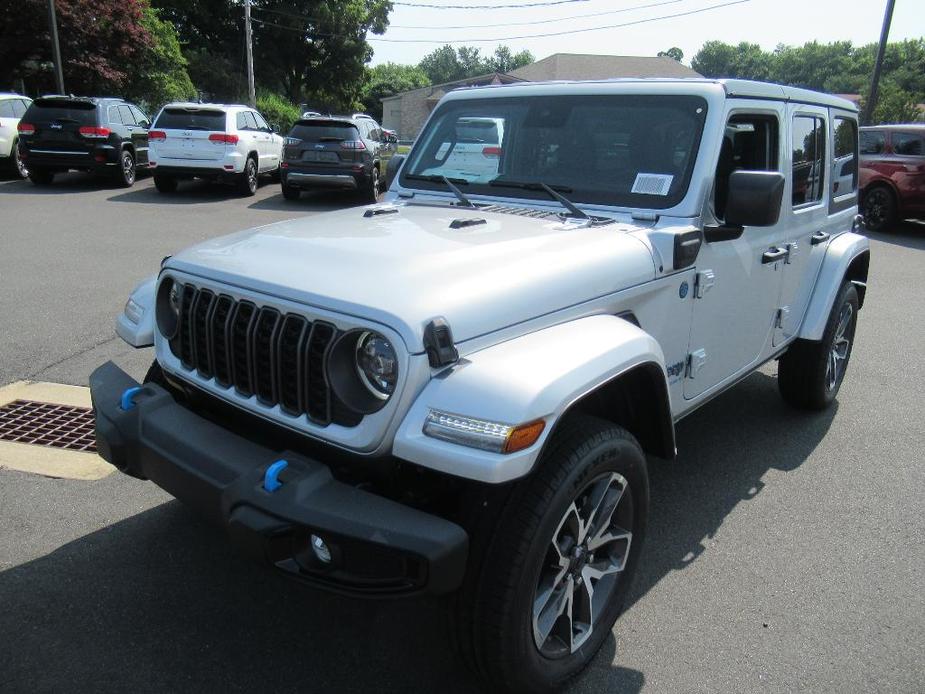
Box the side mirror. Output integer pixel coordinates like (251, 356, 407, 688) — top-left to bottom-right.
(385, 154, 405, 189)
(271, 123, 280, 134)
(724, 171, 785, 228)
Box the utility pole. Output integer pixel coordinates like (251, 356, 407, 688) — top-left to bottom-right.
(864, 0, 896, 125)
(244, 0, 256, 107)
(47, 0, 65, 94)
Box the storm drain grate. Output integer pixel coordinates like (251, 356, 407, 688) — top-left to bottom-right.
(0, 399, 97, 452)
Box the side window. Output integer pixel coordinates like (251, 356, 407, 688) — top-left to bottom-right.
(244, 112, 259, 130)
(860, 130, 885, 154)
(714, 113, 779, 219)
(892, 132, 925, 156)
(130, 106, 150, 128)
(832, 117, 858, 196)
(108, 105, 123, 125)
(119, 105, 136, 126)
(0, 101, 13, 118)
(13, 100, 29, 117)
(252, 112, 269, 131)
(235, 112, 248, 130)
(791, 115, 826, 207)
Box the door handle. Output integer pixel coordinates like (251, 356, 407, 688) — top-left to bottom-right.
(762, 247, 789, 264)
(811, 231, 830, 245)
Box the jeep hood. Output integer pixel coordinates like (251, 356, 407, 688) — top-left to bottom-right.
(167, 204, 656, 351)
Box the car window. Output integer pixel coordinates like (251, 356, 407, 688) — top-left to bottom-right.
(235, 112, 247, 130)
(155, 108, 226, 131)
(243, 112, 259, 130)
(0, 101, 13, 118)
(713, 114, 779, 219)
(119, 105, 136, 126)
(108, 105, 123, 125)
(859, 130, 885, 155)
(892, 132, 925, 156)
(15, 100, 31, 117)
(832, 117, 858, 196)
(252, 112, 270, 131)
(792, 115, 826, 207)
(289, 120, 360, 142)
(130, 105, 150, 128)
(25, 99, 98, 125)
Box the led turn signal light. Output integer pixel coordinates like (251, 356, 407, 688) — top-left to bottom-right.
(503, 419, 546, 454)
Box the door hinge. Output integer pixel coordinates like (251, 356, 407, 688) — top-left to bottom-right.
(775, 306, 790, 328)
(694, 269, 715, 299)
(686, 348, 707, 378)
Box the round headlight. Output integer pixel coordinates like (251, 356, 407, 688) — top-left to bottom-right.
(155, 277, 181, 339)
(355, 331, 398, 399)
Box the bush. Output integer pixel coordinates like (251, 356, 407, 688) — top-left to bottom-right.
(256, 91, 301, 133)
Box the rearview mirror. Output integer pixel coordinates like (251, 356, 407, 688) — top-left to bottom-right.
(724, 171, 785, 228)
(385, 154, 405, 189)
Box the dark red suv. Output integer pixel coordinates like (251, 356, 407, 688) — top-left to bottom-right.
(859, 124, 925, 231)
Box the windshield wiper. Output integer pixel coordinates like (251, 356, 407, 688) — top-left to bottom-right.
(488, 179, 588, 220)
(404, 174, 475, 207)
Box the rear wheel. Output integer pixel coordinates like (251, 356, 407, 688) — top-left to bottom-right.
(364, 166, 380, 204)
(153, 175, 178, 193)
(281, 182, 300, 200)
(28, 168, 54, 185)
(12, 140, 28, 178)
(115, 149, 136, 187)
(862, 185, 896, 232)
(238, 156, 258, 196)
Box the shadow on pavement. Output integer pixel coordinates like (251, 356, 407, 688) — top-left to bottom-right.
(248, 189, 366, 213)
(106, 177, 257, 205)
(0, 170, 112, 193)
(861, 219, 925, 250)
(0, 372, 828, 693)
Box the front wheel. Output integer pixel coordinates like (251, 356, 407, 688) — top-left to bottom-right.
(238, 157, 258, 196)
(454, 415, 648, 693)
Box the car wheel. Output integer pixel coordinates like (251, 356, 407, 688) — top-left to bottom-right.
(154, 175, 178, 193)
(453, 415, 648, 693)
(28, 168, 54, 185)
(116, 149, 136, 187)
(238, 156, 258, 196)
(365, 166, 380, 203)
(778, 281, 859, 410)
(862, 185, 896, 232)
(12, 141, 28, 179)
(281, 182, 300, 200)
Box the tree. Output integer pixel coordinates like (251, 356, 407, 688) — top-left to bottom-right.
(658, 47, 683, 62)
(419, 44, 532, 84)
(486, 46, 533, 73)
(419, 45, 468, 84)
(691, 41, 772, 81)
(126, 5, 196, 110)
(361, 62, 430, 121)
(864, 82, 920, 124)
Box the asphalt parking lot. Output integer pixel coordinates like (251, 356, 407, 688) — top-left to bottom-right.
(1, 170, 923, 693)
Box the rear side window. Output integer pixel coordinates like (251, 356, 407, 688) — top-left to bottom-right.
(0, 101, 13, 118)
(25, 99, 97, 125)
(860, 130, 885, 154)
(119, 105, 135, 125)
(13, 99, 29, 117)
(832, 117, 858, 196)
(108, 106, 123, 124)
(289, 121, 360, 142)
(792, 115, 826, 206)
(892, 132, 925, 156)
(155, 108, 226, 131)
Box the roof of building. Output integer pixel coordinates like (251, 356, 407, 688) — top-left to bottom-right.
(508, 53, 701, 81)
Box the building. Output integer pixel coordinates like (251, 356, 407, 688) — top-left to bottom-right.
(381, 53, 702, 141)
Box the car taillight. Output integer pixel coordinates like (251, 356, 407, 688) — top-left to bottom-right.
(78, 126, 111, 138)
(17, 122, 35, 135)
(341, 140, 366, 150)
(208, 133, 239, 144)
(482, 146, 502, 157)
(148, 130, 167, 141)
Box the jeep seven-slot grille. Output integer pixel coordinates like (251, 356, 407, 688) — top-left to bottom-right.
(171, 285, 351, 427)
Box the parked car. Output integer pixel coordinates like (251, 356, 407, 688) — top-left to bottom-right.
(0, 92, 32, 178)
(95, 79, 868, 693)
(859, 124, 925, 231)
(280, 115, 391, 202)
(419, 115, 505, 181)
(148, 103, 283, 196)
(17, 95, 150, 187)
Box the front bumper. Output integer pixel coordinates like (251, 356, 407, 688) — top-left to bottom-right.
(90, 361, 468, 596)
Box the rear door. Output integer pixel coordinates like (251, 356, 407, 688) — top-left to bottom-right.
(153, 107, 228, 162)
(125, 104, 150, 166)
(23, 98, 99, 153)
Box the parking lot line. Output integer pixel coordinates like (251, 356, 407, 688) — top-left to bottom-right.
(0, 381, 113, 481)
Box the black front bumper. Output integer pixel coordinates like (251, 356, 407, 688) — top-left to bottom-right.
(90, 362, 467, 597)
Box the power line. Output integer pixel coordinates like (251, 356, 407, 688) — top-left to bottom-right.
(393, 0, 589, 8)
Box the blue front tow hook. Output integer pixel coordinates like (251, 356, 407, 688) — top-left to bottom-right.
(120, 386, 144, 411)
(263, 460, 289, 492)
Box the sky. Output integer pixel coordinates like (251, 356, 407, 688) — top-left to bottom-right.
(368, 0, 924, 67)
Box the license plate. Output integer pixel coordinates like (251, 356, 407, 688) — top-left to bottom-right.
(302, 151, 338, 163)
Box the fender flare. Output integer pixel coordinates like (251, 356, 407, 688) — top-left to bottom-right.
(392, 314, 673, 484)
(798, 231, 870, 341)
(115, 275, 157, 347)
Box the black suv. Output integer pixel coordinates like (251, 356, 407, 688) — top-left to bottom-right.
(280, 115, 392, 203)
(18, 96, 151, 187)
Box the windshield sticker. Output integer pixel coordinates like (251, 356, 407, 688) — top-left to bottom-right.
(632, 173, 674, 196)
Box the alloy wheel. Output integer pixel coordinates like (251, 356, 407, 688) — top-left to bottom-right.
(14, 145, 28, 178)
(864, 188, 890, 229)
(247, 160, 257, 192)
(826, 303, 853, 392)
(532, 472, 633, 658)
(122, 152, 135, 185)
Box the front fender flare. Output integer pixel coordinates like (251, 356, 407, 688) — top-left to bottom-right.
(115, 275, 156, 348)
(798, 232, 870, 341)
(392, 315, 670, 484)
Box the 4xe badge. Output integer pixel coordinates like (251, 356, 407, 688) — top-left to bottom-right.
(666, 359, 686, 384)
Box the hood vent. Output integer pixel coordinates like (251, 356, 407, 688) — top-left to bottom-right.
(363, 206, 399, 218)
(449, 218, 487, 230)
(479, 204, 557, 220)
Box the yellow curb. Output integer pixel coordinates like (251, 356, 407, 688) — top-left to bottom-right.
(0, 381, 114, 481)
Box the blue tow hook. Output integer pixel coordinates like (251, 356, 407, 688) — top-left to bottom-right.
(120, 386, 144, 411)
(263, 460, 289, 492)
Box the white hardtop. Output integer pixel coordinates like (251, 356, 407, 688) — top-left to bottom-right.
(440, 78, 858, 112)
(0, 92, 29, 99)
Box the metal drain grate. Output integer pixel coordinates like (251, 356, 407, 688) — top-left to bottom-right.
(0, 399, 97, 452)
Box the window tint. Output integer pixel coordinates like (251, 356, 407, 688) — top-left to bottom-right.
(792, 115, 826, 206)
(155, 108, 226, 131)
(0, 101, 13, 118)
(892, 132, 925, 156)
(714, 114, 779, 219)
(108, 105, 123, 124)
(129, 105, 149, 127)
(832, 117, 858, 195)
(243, 112, 259, 130)
(25, 99, 98, 125)
(253, 112, 269, 130)
(860, 130, 885, 154)
(289, 120, 360, 142)
(13, 99, 29, 117)
(119, 105, 135, 125)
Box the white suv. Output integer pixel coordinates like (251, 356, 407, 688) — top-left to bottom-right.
(0, 93, 32, 178)
(148, 103, 283, 195)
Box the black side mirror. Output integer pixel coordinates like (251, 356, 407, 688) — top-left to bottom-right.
(385, 154, 405, 189)
(724, 171, 785, 228)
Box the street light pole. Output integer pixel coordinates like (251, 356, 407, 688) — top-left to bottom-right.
(864, 0, 896, 125)
(244, 0, 256, 107)
(47, 0, 65, 94)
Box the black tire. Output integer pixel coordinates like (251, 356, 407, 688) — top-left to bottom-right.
(862, 185, 896, 232)
(453, 415, 649, 693)
(115, 149, 136, 187)
(281, 182, 300, 200)
(154, 175, 178, 193)
(238, 156, 258, 196)
(28, 167, 54, 185)
(364, 166, 380, 204)
(11, 140, 28, 179)
(778, 281, 859, 410)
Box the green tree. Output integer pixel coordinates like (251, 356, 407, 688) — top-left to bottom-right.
(361, 62, 430, 121)
(486, 45, 533, 73)
(126, 5, 196, 110)
(658, 47, 684, 62)
(691, 41, 772, 81)
(419, 44, 530, 84)
(419, 45, 467, 84)
(865, 82, 920, 124)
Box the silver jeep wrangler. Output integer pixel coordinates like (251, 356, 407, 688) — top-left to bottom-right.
(93, 78, 869, 693)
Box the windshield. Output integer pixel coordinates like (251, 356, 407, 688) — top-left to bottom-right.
(155, 108, 226, 131)
(401, 94, 708, 209)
